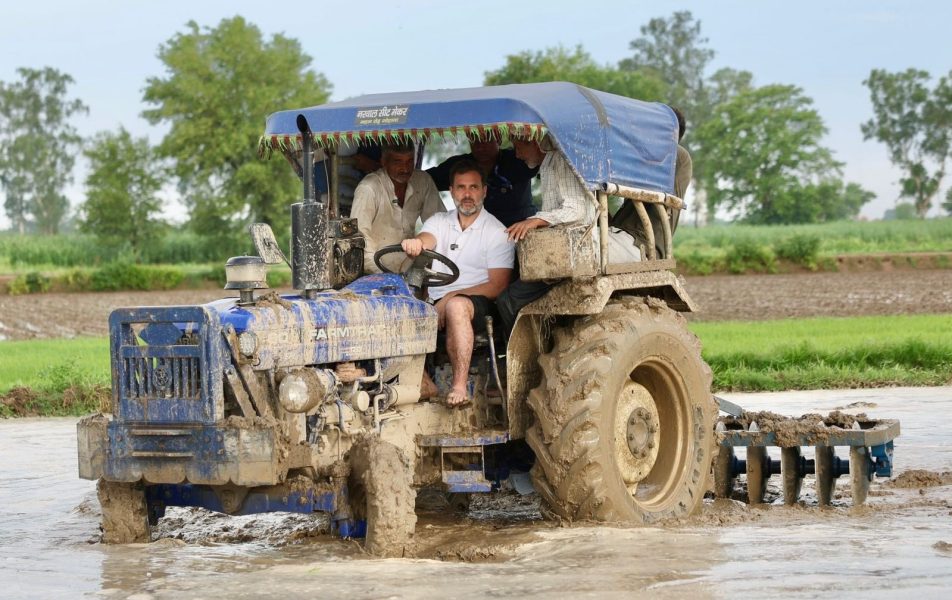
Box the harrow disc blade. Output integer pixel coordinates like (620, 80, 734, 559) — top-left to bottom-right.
(850, 446, 871, 505)
(746, 446, 767, 504)
(714, 445, 735, 499)
(815, 446, 835, 506)
(780, 447, 802, 505)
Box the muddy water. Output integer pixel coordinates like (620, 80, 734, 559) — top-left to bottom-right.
(2, 387, 951, 599)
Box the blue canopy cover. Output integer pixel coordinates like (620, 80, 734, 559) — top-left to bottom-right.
(261, 82, 678, 194)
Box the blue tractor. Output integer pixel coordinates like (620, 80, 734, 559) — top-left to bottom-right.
(78, 83, 718, 555)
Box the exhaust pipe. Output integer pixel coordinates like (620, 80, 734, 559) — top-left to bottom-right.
(291, 115, 331, 295)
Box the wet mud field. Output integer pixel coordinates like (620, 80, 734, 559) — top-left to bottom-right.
(2, 387, 951, 599)
(1, 269, 951, 340)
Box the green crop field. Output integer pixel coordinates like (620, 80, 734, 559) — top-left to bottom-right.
(674, 217, 952, 255)
(2, 313, 950, 416)
(670, 218, 952, 274)
(691, 314, 952, 391)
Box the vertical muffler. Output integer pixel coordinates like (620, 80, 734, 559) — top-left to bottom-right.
(291, 114, 331, 296)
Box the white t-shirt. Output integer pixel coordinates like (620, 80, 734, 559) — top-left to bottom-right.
(419, 209, 514, 300)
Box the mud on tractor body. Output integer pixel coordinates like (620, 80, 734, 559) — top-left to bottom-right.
(77, 83, 897, 554)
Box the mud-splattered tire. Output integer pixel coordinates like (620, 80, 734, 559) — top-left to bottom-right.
(349, 438, 417, 557)
(97, 479, 151, 544)
(526, 297, 717, 524)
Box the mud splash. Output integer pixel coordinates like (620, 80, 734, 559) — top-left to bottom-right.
(886, 469, 952, 489)
(721, 409, 866, 447)
(2, 387, 952, 599)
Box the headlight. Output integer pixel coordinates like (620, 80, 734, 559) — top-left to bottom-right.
(279, 374, 310, 412)
(278, 368, 335, 414)
(237, 331, 258, 357)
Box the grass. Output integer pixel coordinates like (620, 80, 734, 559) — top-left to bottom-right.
(691, 314, 952, 391)
(3, 220, 952, 289)
(0, 337, 110, 417)
(2, 314, 950, 416)
(0, 231, 249, 270)
(673, 218, 952, 274)
(674, 217, 952, 255)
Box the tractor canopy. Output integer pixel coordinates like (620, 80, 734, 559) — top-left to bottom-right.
(261, 82, 679, 195)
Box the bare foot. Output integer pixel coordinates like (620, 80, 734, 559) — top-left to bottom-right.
(446, 387, 470, 407)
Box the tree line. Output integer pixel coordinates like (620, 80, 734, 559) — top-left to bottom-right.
(1, 12, 950, 258)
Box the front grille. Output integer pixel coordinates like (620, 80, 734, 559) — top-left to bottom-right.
(122, 355, 202, 400)
(110, 306, 223, 424)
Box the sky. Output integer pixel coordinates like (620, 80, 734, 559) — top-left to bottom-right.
(1, 0, 949, 228)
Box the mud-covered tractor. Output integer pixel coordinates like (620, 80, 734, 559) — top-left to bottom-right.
(77, 83, 718, 554)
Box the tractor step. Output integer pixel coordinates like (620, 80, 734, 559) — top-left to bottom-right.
(417, 431, 509, 448)
(714, 413, 899, 507)
(418, 431, 508, 493)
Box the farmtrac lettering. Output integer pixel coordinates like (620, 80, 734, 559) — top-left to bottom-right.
(313, 323, 388, 341)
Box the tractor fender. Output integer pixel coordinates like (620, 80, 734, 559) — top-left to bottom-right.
(504, 270, 696, 439)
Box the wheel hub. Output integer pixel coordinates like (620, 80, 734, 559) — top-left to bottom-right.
(626, 407, 657, 457)
(614, 380, 660, 486)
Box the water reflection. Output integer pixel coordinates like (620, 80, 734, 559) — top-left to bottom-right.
(1, 388, 950, 598)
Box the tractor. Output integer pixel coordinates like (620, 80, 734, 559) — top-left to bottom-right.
(77, 82, 896, 556)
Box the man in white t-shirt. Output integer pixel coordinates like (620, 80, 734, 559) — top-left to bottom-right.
(401, 160, 515, 407)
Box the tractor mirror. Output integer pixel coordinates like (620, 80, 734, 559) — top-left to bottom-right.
(249, 223, 289, 266)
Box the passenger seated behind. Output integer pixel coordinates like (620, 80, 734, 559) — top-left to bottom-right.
(426, 135, 538, 227)
(497, 136, 641, 335)
(400, 160, 514, 407)
(313, 143, 381, 217)
(351, 142, 444, 273)
(612, 105, 690, 255)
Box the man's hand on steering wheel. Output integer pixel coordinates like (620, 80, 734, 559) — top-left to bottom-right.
(401, 238, 425, 257)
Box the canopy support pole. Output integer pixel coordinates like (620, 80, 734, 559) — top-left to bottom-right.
(653, 203, 673, 259)
(329, 148, 340, 220)
(597, 190, 609, 274)
(634, 202, 656, 261)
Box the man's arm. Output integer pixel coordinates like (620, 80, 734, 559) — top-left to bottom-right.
(452, 226, 515, 297)
(533, 154, 594, 226)
(400, 232, 437, 257)
(441, 268, 511, 301)
(506, 153, 594, 241)
(351, 183, 381, 273)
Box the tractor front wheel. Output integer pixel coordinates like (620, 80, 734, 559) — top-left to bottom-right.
(348, 438, 417, 557)
(97, 479, 151, 543)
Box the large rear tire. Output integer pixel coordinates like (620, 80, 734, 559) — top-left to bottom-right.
(349, 438, 417, 557)
(98, 479, 151, 543)
(526, 297, 716, 523)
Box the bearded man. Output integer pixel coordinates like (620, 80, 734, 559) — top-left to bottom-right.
(400, 159, 514, 407)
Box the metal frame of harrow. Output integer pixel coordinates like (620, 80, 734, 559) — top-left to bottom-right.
(714, 417, 899, 506)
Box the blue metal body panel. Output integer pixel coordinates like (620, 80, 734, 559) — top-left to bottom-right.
(871, 441, 894, 477)
(444, 470, 493, 493)
(100, 420, 285, 486)
(418, 431, 510, 447)
(208, 273, 436, 370)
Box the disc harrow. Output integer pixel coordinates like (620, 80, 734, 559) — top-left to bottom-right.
(714, 398, 899, 506)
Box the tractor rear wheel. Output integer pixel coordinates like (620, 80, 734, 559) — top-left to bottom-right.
(97, 479, 151, 543)
(527, 297, 716, 523)
(349, 438, 417, 557)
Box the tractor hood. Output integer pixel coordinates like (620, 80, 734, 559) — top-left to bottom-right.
(210, 273, 437, 369)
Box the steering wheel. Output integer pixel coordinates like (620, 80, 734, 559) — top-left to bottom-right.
(373, 244, 460, 289)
